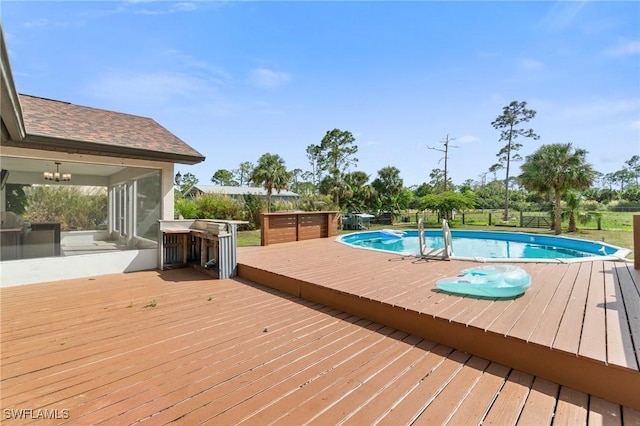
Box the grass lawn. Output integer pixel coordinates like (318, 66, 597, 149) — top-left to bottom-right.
(236, 229, 262, 246)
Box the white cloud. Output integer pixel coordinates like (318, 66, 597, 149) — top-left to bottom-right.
(520, 58, 544, 70)
(23, 19, 50, 29)
(457, 135, 478, 144)
(85, 70, 214, 108)
(162, 49, 232, 84)
(537, 1, 587, 32)
(127, 1, 200, 15)
(174, 3, 198, 12)
(84, 67, 293, 118)
(605, 40, 640, 57)
(557, 98, 639, 120)
(247, 68, 292, 89)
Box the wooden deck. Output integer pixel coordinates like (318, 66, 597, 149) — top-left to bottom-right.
(0, 239, 638, 424)
(237, 239, 640, 411)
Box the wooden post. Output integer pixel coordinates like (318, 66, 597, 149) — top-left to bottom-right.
(200, 236, 206, 268)
(260, 214, 269, 246)
(327, 212, 338, 237)
(634, 215, 640, 270)
(181, 233, 189, 264)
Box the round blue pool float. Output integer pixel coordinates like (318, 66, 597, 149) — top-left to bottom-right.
(436, 264, 531, 298)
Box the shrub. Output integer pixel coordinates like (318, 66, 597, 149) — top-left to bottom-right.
(194, 193, 242, 220)
(25, 186, 107, 231)
(5, 184, 28, 215)
(298, 194, 336, 211)
(241, 194, 265, 230)
(271, 199, 298, 212)
(175, 197, 199, 219)
(581, 200, 603, 211)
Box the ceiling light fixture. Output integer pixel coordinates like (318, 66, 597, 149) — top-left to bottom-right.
(44, 162, 71, 182)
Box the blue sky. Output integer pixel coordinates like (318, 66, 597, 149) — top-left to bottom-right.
(2, 1, 639, 187)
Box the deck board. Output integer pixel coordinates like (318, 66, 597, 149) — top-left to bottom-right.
(550, 260, 593, 354)
(579, 261, 608, 362)
(516, 377, 559, 426)
(588, 396, 623, 426)
(527, 262, 581, 346)
(245, 332, 421, 426)
(508, 263, 573, 341)
(267, 335, 427, 425)
(624, 407, 640, 424)
(484, 263, 553, 336)
(346, 350, 471, 425)
(480, 370, 535, 425)
(605, 262, 639, 370)
(445, 362, 511, 426)
(553, 387, 589, 424)
(407, 356, 490, 425)
(614, 263, 640, 367)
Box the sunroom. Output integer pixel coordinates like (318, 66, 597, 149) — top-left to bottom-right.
(0, 31, 205, 286)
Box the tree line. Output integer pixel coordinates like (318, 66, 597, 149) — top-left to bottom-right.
(177, 100, 640, 235)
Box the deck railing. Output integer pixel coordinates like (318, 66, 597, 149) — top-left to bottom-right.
(260, 211, 340, 246)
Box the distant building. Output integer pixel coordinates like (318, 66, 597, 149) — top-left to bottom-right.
(184, 185, 300, 203)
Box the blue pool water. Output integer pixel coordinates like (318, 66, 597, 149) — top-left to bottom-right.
(338, 230, 629, 262)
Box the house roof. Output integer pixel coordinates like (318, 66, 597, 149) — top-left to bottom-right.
(187, 185, 300, 197)
(6, 94, 205, 165)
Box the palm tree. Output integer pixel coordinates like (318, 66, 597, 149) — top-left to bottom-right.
(249, 153, 292, 212)
(519, 143, 594, 235)
(564, 191, 599, 232)
(564, 191, 582, 232)
(343, 171, 373, 212)
(372, 166, 404, 215)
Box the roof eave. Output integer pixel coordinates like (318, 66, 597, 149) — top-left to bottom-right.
(1, 26, 26, 142)
(8, 134, 206, 165)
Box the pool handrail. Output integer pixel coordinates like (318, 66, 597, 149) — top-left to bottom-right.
(442, 220, 453, 260)
(418, 218, 453, 260)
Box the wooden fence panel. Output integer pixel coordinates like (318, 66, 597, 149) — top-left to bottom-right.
(522, 216, 551, 229)
(261, 212, 339, 246)
(298, 214, 324, 241)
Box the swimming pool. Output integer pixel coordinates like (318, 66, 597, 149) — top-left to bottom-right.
(337, 229, 630, 262)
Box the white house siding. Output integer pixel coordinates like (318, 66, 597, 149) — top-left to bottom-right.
(0, 249, 157, 287)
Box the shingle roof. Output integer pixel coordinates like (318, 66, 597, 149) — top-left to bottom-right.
(16, 94, 205, 164)
(188, 185, 300, 197)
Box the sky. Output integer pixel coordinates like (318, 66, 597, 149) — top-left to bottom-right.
(2, 0, 639, 188)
